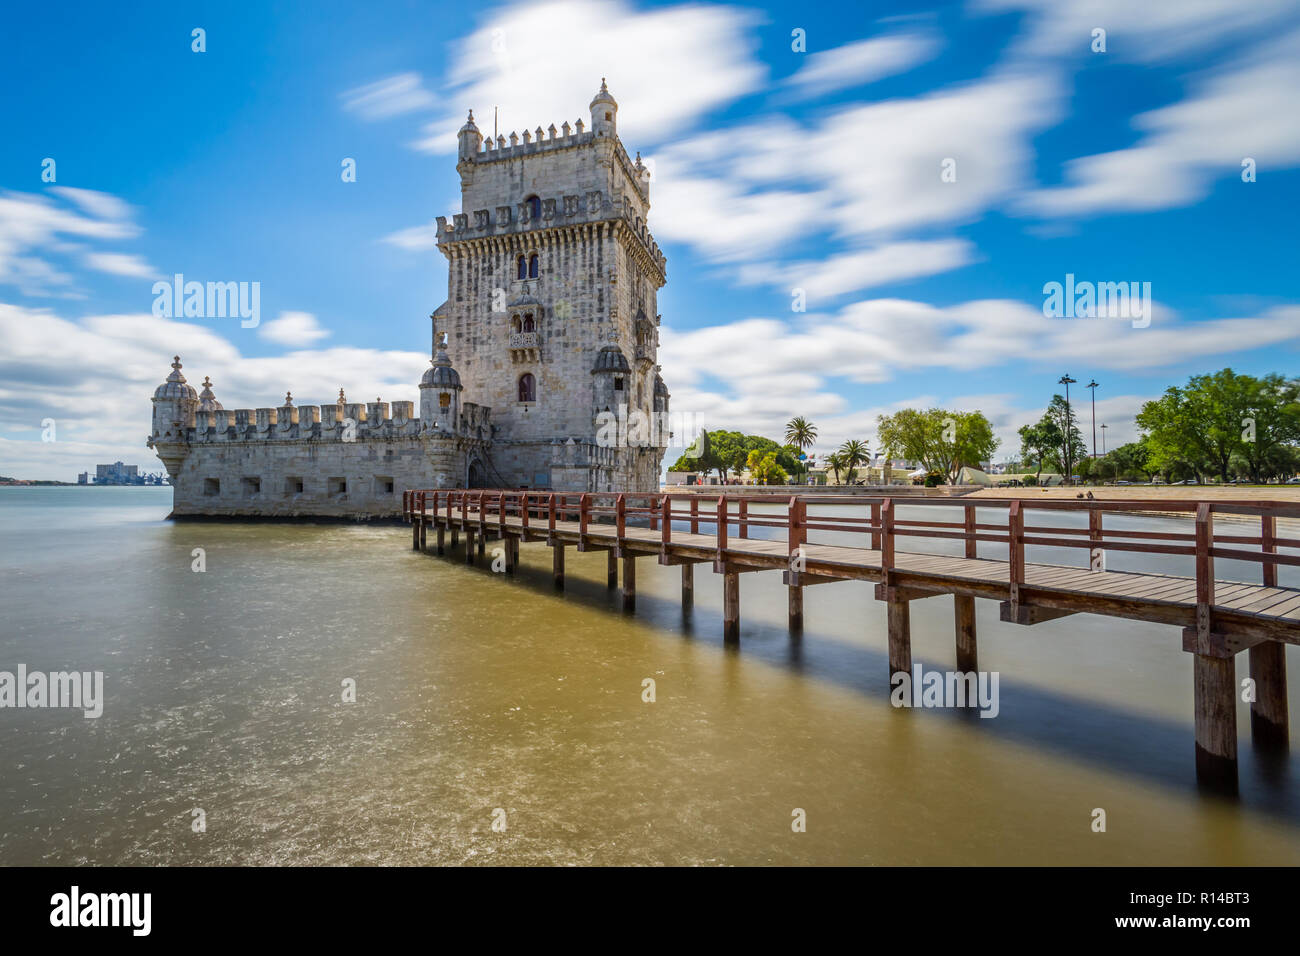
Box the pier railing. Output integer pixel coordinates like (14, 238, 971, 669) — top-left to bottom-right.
(404, 489, 1300, 590)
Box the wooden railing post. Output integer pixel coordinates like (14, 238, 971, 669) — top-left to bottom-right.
(690, 496, 699, 535)
(716, 495, 728, 558)
(579, 494, 590, 539)
(548, 494, 557, 534)
(1194, 503, 1215, 643)
(1262, 514, 1277, 588)
(1007, 501, 1023, 606)
(521, 492, 529, 532)
(738, 499, 748, 539)
(880, 498, 895, 585)
(649, 495, 659, 532)
(871, 501, 881, 551)
(499, 491, 506, 535)
(616, 494, 626, 540)
(787, 496, 805, 562)
(964, 503, 977, 560)
(1088, 507, 1103, 571)
(661, 495, 672, 546)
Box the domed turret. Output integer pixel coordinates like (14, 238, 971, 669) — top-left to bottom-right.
(197, 375, 223, 411)
(589, 78, 617, 138)
(591, 345, 630, 416)
(420, 337, 463, 430)
(591, 344, 630, 374)
(153, 355, 198, 402)
(149, 356, 198, 479)
(458, 109, 482, 161)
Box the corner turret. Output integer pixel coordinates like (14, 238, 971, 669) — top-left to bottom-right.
(590, 78, 617, 138)
(457, 109, 482, 162)
(420, 335, 463, 431)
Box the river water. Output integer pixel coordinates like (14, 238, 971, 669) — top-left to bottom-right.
(1, 486, 1298, 865)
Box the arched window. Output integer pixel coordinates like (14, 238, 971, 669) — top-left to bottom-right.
(522, 313, 534, 332)
(518, 373, 536, 403)
(525, 195, 541, 220)
(528, 254, 539, 279)
(511, 313, 521, 332)
(516, 255, 527, 280)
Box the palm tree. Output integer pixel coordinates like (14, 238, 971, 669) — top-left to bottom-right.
(785, 417, 818, 453)
(839, 439, 870, 484)
(825, 452, 846, 484)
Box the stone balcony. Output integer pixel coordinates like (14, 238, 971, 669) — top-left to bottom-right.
(510, 331, 541, 362)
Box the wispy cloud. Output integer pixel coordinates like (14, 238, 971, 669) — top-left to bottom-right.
(341, 72, 437, 120)
(784, 31, 940, 99)
(258, 310, 332, 346)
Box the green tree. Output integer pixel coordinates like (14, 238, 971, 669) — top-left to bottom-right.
(877, 408, 1000, 484)
(784, 417, 817, 453)
(825, 451, 847, 484)
(838, 439, 870, 483)
(749, 452, 789, 486)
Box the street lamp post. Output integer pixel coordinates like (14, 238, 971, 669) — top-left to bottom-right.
(1101, 423, 1108, 456)
(1058, 373, 1077, 482)
(1086, 379, 1099, 460)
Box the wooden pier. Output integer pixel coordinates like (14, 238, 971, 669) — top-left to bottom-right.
(403, 489, 1299, 793)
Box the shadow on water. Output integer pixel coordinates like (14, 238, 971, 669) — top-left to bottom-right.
(437, 537, 1300, 823)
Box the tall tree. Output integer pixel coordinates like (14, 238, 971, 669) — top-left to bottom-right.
(878, 408, 999, 484)
(838, 439, 870, 483)
(784, 417, 817, 453)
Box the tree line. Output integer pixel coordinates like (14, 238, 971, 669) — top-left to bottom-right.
(1016, 368, 1300, 484)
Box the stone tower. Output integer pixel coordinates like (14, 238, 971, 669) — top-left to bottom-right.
(433, 80, 669, 492)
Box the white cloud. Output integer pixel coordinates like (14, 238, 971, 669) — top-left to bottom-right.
(83, 251, 157, 279)
(0, 302, 423, 480)
(411, 0, 765, 153)
(341, 73, 438, 120)
(1020, 29, 1300, 216)
(976, 0, 1300, 63)
(0, 190, 144, 297)
(784, 31, 940, 99)
(49, 187, 135, 222)
(258, 310, 332, 346)
(381, 221, 441, 252)
(739, 239, 977, 299)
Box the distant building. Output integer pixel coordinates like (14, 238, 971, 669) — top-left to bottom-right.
(77, 472, 88, 485)
(94, 462, 143, 485)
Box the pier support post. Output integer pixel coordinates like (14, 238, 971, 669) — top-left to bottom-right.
(412, 518, 420, 551)
(419, 519, 427, 552)
(464, 529, 475, 565)
(1193, 652, 1238, 794)
(505, 536, 518, 575)
(622, 555, 636, 611)
(436, 526, 445, 556)
(887, 595, 911, 685)
(552, 544, 565, 590)
(451, 528, 459, 549)
(954, 594, 977, 674)
(477, 534, 486, 560)
(607, 550, 618, 589)
(1249, 641, 1289, 752)
(788, 585, 803, 634)
(723, 570, 740, 643)
(681, 563, 694, 610)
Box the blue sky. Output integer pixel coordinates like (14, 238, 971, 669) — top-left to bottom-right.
(2, 0, 1299, 478)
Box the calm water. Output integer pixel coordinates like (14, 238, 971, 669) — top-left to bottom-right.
(1, 485, 1298, 865)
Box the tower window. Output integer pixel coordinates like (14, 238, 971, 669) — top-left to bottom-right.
(605, 112, 611, 121)
(528, 254, 539, 279)
(523, 313, 535, 332)
(516, 256, 527, 280)
(518, 373, 536, 403)
(614, 376, 624, 391)
(525, 195, 541, 220)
